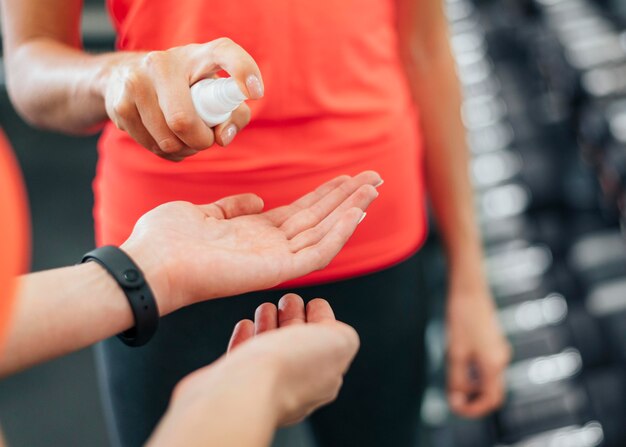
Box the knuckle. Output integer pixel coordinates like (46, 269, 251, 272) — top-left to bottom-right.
(212, 36, 235, 49)
(112, 98, 134, 120)
(158, 137, 184, 154)
(311, 251, 329, 271)
(356, 184, 377, 200)
(142, 51, 166, 71)
(121, 71, 143, 93)
(234, 106, 251, 127)
(166, 111, 195, 135)
(307, 226, 324, 243)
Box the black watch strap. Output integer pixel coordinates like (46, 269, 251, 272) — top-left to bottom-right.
(81, 246, 159, 347)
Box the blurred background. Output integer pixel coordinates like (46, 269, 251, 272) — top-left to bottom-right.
(1, 0, 626, 446)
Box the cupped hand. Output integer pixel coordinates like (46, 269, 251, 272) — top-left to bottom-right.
(227, 294, 359, 425)
(100, 38, 263, 161)
(122, 171, 381, 315)
(150, 295, 358, 446)
(446, 286, 511, 418)
(175, 294, 359, 426)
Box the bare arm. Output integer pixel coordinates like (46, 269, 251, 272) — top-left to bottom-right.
(396, 0, 511, 417)
(396, 0, 483, 284)
(0, 173, 379, 377)
(0, 0, 264, 159)
(1, 0, 117, 132)
(2, 263, 136, 375)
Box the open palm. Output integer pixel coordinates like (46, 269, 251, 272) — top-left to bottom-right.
(121, 171, 381, 315)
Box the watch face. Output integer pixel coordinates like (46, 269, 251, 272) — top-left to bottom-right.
(0, 129, 30, 350)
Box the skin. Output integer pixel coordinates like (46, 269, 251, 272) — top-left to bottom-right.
(395, 0, 512, 416)
(0, 0, 511, 418)
(0, 0, 263, 160)
(0, 172, 380, 376)
(149, 295, 359, 447)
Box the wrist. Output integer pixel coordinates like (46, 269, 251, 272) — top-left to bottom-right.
(91, 51, 144, 100)
(119, 241, 174, 316)
(162, 352, 281, 444)
(447, 266, 491, 300)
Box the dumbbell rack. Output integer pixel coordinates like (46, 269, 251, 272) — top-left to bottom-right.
(420, 1, 626, 446)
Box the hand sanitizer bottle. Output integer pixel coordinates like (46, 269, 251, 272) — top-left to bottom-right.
(190, 78, 247, 127)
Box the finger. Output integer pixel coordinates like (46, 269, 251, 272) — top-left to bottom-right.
(198, 193, 265, 219)
(214, 103, 251, 147)
(133, 78, 192, 156)
(227, 319, 254, 352)
(144, 52, 216, 150)
(200, 38, 265, 99)
(280, 171, 382, 239)
(456, 371, 506, 418)
(447, 352, 476, 415)
(305, 298, 336, 324)
(264, 175, 352, 225)
(255, 303, 278, 334)
(463, 355, 509, 416)
(277, 293, 306, 327)
(291, 207, 364, 276)
(289, 184, 378, 252)
(112, 101, 161, 154)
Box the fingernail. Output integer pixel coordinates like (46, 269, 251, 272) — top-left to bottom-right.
(246, 74, 264, 98)
(221, 124, 237, 146)
(449, 393, 464, 408)
(375, 179, 384, 188)
(357, 212, 367, 225)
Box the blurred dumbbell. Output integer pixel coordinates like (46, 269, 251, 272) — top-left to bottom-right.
(497, 348, 592, 442)
(584, 367, 626, 447)
(485, 241, 555, 304)
(499, 293, 571, 361)
(568, 230, 626, 287)
(496, 420, 604, 447)
(585, 277, 626, 364)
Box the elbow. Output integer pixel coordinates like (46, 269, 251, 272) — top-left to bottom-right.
(7, 90, 50, 130)
(5, 69, 103, 136)
(4, 61, 54, 130)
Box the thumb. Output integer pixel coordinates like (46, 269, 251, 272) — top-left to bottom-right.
(227, 319, 255, 353)
(199, 193, 264, 219)
(447, 350, 474, 413)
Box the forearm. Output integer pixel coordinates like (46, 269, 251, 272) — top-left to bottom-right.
(151, 393, 275, 447)
(400, 4, 486, 285)
(5, 39, 136, 133)
(0, 263, 134, 376)
(417, 48, 484, 279)
(149, 356, 278, 447)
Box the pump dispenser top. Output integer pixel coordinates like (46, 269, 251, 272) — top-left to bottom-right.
(190, 78, 247, 127)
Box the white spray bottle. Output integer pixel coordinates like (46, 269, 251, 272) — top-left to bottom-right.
(190, 78, 247, 127)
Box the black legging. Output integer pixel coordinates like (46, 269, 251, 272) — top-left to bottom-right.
(95, 252, 429, 447)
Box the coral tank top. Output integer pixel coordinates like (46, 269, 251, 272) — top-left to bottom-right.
(98, 0, 427, 286)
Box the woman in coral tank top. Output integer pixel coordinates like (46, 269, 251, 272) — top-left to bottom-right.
(1, 0, 511, 445)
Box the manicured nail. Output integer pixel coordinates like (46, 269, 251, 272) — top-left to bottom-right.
(221, 124, 237, 146)
(246, 74, 264, 98)
(357, 212, 367, 225)
(375, 179, 384, 188)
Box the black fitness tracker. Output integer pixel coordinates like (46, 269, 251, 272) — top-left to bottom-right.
(81, 246, 159, 347)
